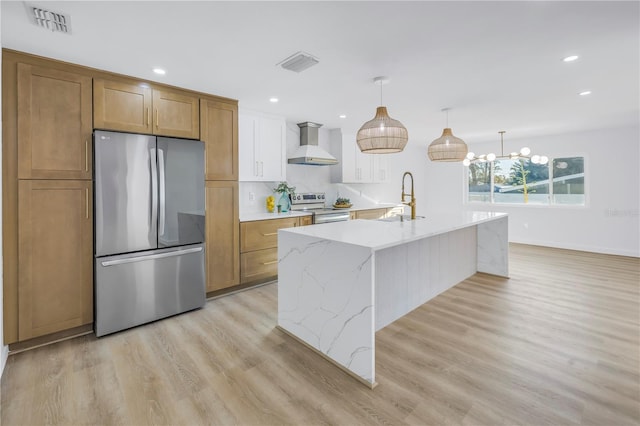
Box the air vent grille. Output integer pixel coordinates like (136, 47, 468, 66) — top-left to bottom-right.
(29, 5, 71, 34)
(277, 51, 319, 73)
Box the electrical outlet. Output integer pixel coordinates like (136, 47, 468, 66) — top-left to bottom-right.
(249, 192, 255, 201)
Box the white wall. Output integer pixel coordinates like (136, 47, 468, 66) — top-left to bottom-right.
(441, 126, 639, 257)
(1, 3, 9, 377)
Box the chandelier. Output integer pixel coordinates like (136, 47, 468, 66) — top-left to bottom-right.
(356, 77, 408, 154)
(463, 131, 548, 166)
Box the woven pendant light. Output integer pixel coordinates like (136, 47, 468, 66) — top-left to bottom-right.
(356, 77, 408, 154)
(428, 108, 468, 162)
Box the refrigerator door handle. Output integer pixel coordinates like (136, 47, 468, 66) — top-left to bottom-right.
(149, 148, 158, 230)
(158, 148, 166, 236)
(100, 246, 203, 267)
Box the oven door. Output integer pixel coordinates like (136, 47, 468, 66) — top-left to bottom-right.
(313, 211, 351, 224)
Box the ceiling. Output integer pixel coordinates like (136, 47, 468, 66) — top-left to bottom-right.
(2, 1, 639, 148)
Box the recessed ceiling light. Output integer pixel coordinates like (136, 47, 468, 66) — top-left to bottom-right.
(563, 55, 579, 62)
(339, 114, 346, 119)
(153, 68, 166, 75)
(579, 90, 592, 96)
(269, 97, 279, 103)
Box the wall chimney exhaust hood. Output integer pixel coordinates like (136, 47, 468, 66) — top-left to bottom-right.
(288, 122, 338, 166)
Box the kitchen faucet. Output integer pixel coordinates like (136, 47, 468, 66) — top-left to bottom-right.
(401, 171, 416, 220)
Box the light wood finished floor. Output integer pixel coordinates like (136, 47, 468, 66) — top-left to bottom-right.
(2, 244, 639, 425)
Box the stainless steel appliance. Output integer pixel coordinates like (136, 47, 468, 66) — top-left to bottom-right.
(290, 192, 350, 224)
(94, 130, 206, 337)
(287, 122, 338, 165)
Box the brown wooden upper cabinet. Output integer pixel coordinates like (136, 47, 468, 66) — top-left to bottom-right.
(18, 180, 93, 340)
(94, 78, 200, 139)
(200, 99, 238, 180)
(17, 63, 93, 180)
(153, 89, 200, 139)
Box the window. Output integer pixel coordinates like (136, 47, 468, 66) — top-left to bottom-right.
(467, 156, 584, 205)
(551, 157, 585, 205)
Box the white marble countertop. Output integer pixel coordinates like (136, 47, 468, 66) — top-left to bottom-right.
(280, 211, 508, 251)
(240, 203, 405, 222)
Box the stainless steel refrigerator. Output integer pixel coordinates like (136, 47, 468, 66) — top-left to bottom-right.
(94, 130, 206, 337)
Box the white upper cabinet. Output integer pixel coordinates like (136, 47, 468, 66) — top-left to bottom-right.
(372, 155, 390, 183)
(239, 109, 286, 182)
(330, 129, 390, 184)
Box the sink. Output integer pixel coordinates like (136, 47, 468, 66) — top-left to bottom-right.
(377, 215, 425, 222)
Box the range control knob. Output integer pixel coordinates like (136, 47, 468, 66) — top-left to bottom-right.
(320, 194, 325, 199)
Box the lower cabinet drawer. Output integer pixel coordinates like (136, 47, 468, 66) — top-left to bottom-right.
(241, 248, 278, 284)
(240, 217, 299, 252)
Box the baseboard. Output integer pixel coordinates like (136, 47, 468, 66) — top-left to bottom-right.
(206, 279, 276, 300)
(509, 238, 639, 258)
(0, 344, 8, 379)
(8, 324, 94, 354)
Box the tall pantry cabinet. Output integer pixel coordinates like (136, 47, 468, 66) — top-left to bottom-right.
(201, 99, 240, 292)
(4, 54, 94, 344)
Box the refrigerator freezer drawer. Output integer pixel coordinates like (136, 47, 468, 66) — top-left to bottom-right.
(95, 244, 205, 337)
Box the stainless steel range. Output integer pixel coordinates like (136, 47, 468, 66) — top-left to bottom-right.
(290, 192, 350, 224)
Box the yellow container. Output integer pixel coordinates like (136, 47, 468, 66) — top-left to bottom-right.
(266, 195, 275, 213)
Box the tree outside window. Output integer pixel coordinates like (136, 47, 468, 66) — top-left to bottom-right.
(468, 156, 584, 206)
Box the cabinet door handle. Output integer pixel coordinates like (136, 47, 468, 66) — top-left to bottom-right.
(262, 260, 278, 265)
(85, 188, 89, 219)
(261, 232, 277, 236)
(146, 107, 150, 126)
(85, 140, 89, 172)
(255, 161, 259, 176)
(155, 109, 159, 128)
(260, 161, 264, 177)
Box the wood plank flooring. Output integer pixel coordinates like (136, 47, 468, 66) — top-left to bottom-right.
(2, 243, 639, 425)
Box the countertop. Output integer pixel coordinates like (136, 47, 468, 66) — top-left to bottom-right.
(279, 211, 508, 251)
(239, 203, 405, 223)
(240, 211, 312, 222)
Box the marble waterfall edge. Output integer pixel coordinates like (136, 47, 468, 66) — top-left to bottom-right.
(476, 216, 509, 277)
(277, 231, 376, 385)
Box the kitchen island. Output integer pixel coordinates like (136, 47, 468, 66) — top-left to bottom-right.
(277, 211, 508, 388)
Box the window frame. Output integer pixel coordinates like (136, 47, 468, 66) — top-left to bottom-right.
(463, 154, 588, 208)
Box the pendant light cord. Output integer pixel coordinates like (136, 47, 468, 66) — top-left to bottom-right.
(380, 81, 383, 106)
(441, 107, 450, 128)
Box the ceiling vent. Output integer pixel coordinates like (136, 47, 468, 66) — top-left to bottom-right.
(277, 51, 319, 73)
(27, 4, 72, 34)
